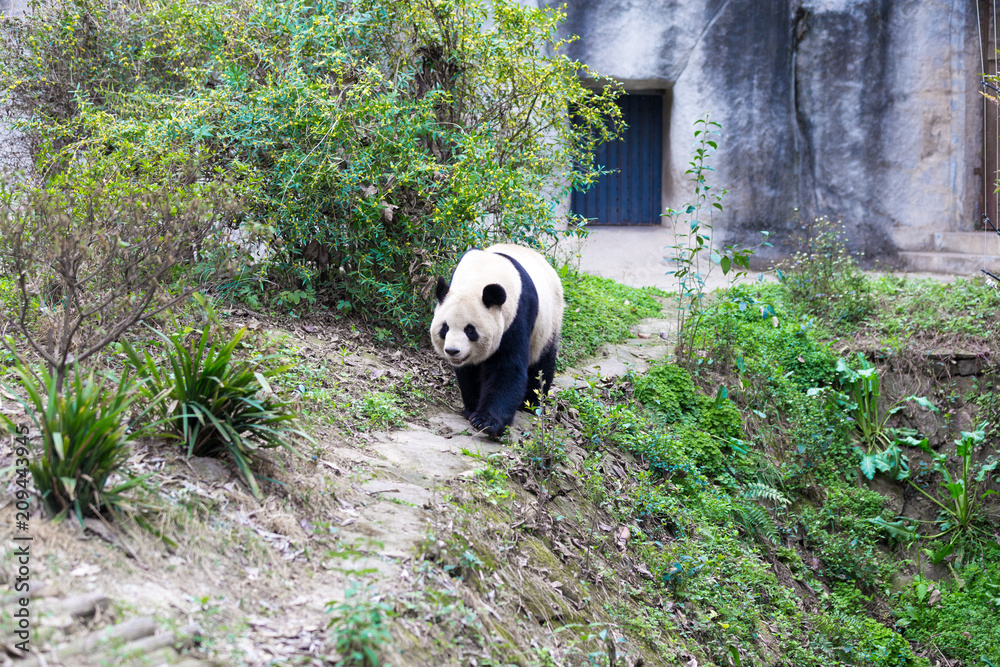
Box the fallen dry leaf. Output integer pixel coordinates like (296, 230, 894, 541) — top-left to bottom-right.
(70, 563, 100, 577)
(614, 526, 630, 553)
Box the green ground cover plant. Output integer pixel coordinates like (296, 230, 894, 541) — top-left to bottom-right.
(559, 269, 665, 367)
(512, 370, 927, 666)
(1, 0, 622, 334)
(894, 552, 1000, 663)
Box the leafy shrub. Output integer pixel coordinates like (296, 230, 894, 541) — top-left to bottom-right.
(559, 270, 665, 366)
(1, 0, 622, 333)
(123, 322, 308, 498)
(777, 215, 875, 326)
(14, 363, 145, 522)
(633, 362, 697, 423)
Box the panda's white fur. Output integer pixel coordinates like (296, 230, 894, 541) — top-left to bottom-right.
(431, 244, 564, 436)
(431, 244, 562, 367)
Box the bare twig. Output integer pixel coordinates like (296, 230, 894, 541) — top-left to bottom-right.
(0, 177, 238, 390)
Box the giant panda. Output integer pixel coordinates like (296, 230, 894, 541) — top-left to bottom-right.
(431, 244, 564, 437)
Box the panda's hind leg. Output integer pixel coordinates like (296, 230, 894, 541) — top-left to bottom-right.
(523, 341, 558, 409)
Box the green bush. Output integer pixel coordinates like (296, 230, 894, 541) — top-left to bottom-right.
(1, 0, 622, 333)
(14, 363, 145, 522)
(123, 323, 308, 498)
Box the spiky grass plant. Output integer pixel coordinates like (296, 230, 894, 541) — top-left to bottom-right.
(122, 325, 308, 498)
(14, 362, 146, 523)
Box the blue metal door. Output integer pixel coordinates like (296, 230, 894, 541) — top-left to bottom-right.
(572, 92, 663, 225)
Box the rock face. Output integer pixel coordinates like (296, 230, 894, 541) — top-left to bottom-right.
(0, 0, 31, 172)
(547, 0, 983, 262)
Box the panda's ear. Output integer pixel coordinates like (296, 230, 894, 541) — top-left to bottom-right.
(435, 277, 449, 303)
(482, 284, 506, 309)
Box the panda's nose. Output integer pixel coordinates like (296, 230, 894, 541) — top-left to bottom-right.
(445, 347, 461, 357)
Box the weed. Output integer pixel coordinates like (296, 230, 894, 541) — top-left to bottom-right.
(351, 392, 407, 431)
(832, 355, 936, 453)
(664, 115, 767, 366)
(326, 582, 393, 667)
(877, 426, 999, 544)
(777, 214, 875, 327)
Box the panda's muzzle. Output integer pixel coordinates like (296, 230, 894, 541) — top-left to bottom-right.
(444, 347, 466, 365)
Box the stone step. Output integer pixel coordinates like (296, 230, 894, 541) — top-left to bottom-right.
(932, 231, 1000, 254)
(892, 229, 1000, 254)
(898, 250, 1000, 275)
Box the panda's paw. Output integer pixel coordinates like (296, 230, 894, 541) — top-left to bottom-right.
(468, 411, 507, 438)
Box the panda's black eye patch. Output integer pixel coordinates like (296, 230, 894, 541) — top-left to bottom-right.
(439, 323, 449, 339)
(464, 324, 479, 341)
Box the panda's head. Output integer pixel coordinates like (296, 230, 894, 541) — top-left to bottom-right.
(430, 276, 507, 367)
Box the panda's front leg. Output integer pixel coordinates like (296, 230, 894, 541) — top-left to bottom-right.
(468, 356, 528, 438)
(454, 364, 481, 419)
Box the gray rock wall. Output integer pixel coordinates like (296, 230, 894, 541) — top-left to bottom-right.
(549, 0, 983, 260)
(0, 0, 31, 172)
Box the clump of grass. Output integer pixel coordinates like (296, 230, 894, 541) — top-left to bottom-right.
(560, 270, 665, 367)
(13, 363, 146, 523)
(870, 274, 1000, 340)
(123, 323, 309, 498)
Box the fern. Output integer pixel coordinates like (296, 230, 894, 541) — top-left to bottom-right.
(743, 482, 790, 506)
(733, 501, 780, 545)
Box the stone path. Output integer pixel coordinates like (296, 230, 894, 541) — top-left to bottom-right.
(335, 308, 676, 564)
